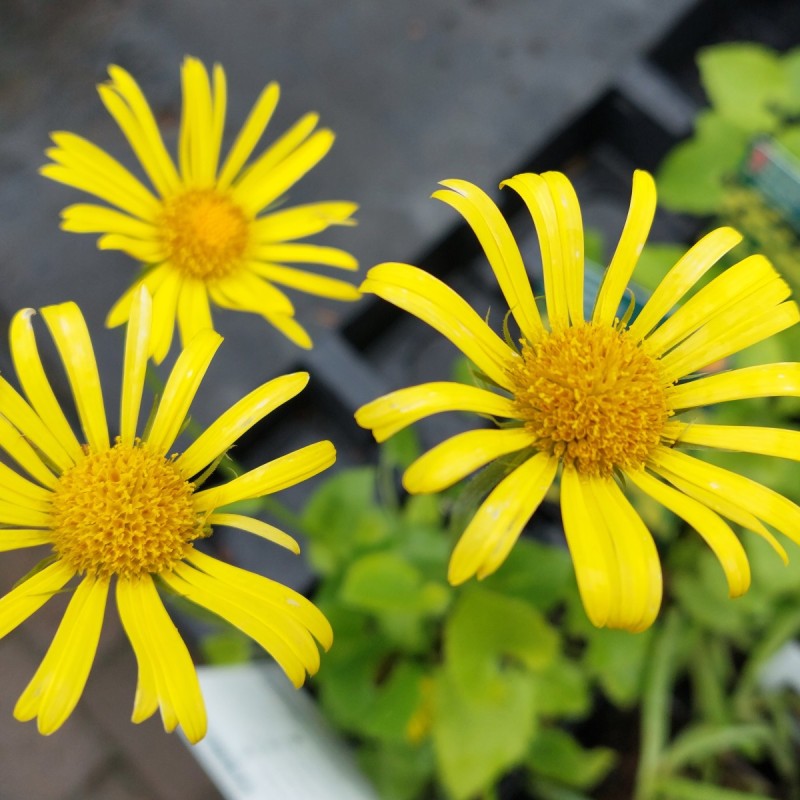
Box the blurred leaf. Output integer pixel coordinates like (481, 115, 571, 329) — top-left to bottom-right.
(532, 657, 592, 720)
(445, 586, 559, 696)
(528, 728, 616, 790)
(199, 629, 253, 665)
(402, 493, 441, 527)
(359, 741, 435, 800)
(662, 722, 771, 772)
(433, 666, 536, 800)
(656, 112, 749, 213)
(698, 43, 786, 131)
(655, 776, 777, 800)
(583, 626, 654, 707)
(301, 467, 391, 573)
(481, 538, 573, 612)
(381, 427, 422, 472)
(584, 227, 605, 264)
(634, 243, 689, 293)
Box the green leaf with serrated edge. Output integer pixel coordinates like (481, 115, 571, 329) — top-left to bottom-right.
(358, 741, 435, 800)
(531, 657, 592, 720)
(445, 586, 558, 696)
(699, 43, 786, 131)
(300, 466, 391, 574)
(433, 666, 536, 800)
(528, 728, 616, 791)
(481, 537, 572, 612)
(661, 723, 771, 773)
(656, 112, 750, 213)
(582, 626, 654, 708)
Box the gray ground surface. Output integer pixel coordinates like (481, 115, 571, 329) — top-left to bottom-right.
(0, 2, 694, 797)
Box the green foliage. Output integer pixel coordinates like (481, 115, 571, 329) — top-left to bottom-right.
(528, 728, 616, 791)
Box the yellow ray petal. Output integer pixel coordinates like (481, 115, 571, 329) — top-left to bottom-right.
(0, 529, 53, 552)
(647, 254, 789, 359)
(559, 467, 616, 628)
(448, 451, 558, 585)
(434, 179, 544, 340)
(668, 363, 800, 409)
(177, 372, 309, 478)
(0, 461, 52, 504)
(14, 577, 108, 734)
(660, 300, 800, 384)
(175, 278, 213, 349)
(593, 170, 656, 326)
(235, 124, 334, 215)
(106, 264, 171, 328)
(0, 413, 58, 488)
(177, 57, 215, 185)
(627, 469, 750, 597)
(217, 81, 280, 189)
(252, 264, 361, 301)
(262, 311, 313, 350)
(251, 201, 358, 242)
(120, 287, 152, 445)
(628, 227, 743, 342)
(209, 270, 295, 316)
(146, 329, 222, 457)
(120, 576, 206, 742)
(60, 203, 157, 238)
(97, 233, 167, 263)
(208, 513, 300, 554)
(355, 381, 517, 443)
(588, 478, 662, 632)
(165, 567, 315, 686)
(40, 301, 109, 454)
(42, 132, 160, 220)
(193, 440, 335, 511)
(0, 560, 75, 639)
(103, 65, 180, 195)
(0, 500, 51, 528)
(249, 243, 358, 271)
(210, 63, 227, 178)
(403, 427, 533, 494)
(186, 549, 333, 650)
(651, 448, 800, 549)
(361, 263, 515, 389)
(668, 422, 800, 462)
(148, 268, 183, 365)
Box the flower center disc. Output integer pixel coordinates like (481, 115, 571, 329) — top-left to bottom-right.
(50, 441, 206, 579)
(160, 189, 249, 280)
(509, 323, 670, 476)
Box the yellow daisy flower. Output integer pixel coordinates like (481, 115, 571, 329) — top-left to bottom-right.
(355, 170, 800, 633)
(42, 56, 360, 362)
(0, 287, 334, 741)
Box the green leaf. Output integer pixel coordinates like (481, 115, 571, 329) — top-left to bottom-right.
(654, 776, 777, 800)
(199, 629, 253, 665)
(340, 551, 449, 616)
(633, 243, 689, 293)
(481, 538, 573, 612)
(662, 723, 771, 773)
(300, 467, 391, 573)
(698, 43, 786, 131)
(433, 666, 536, 800)
(445, 586, 559, 695)
(528, 728, 616, 791)
(583, 626, 654, 707)
(531, 657, 592, 720)
(381, 427, 422, 471)
(359, 741, 435, 800)
(656, 112, 749, 214)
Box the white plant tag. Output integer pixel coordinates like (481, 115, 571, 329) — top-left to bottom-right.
(189, 662, 380, 800)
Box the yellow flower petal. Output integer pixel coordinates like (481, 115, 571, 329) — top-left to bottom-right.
(120, 286, 152, 445)
(0, 500, 51, 528)
(186, 549, 333, 650)
(448, 452, 557, 584)
(149, 268, 183, 364)
(175, 278, 213, 349)
(0, 560, 75, 640)
(0, 529, 53, 552)
(208, 513, 300, 554)
(627, 469, 750, 597)
(434, 179, 544, 340)
(61, 203, 157, 238)
(177, 372, 309, 478)
(106, 264, 171, 328)
(146, 329, 222, 457)
(592, 170, 656, 326)
(10, 308, 83, 461)
(193, 440, 336, 511)
(252, 264, 361, 301)
(403, 427, 533, 494)
(355, 381, 517, 443)
(668, 363, 800, 409)
(40, 301, 109, 454)
(0, 461, 52, 505)
(178, 57, 216, 185)
(0, 413, 58, 488)
(668, 422, 800, 462)
(217, 81, 280, 189)
(559, 467, 617, 628)
(628, 226, 742, 342)
(14, 577, 108, 735)
(647, 254, 789, 359)
(589, 478, 662, 632)
(251, 201, 358, 242)
(97, 233, 167, 263)
(361, 263, 515, 389)
(250, 243, 358, 271)
(209, 269, 295, 316)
